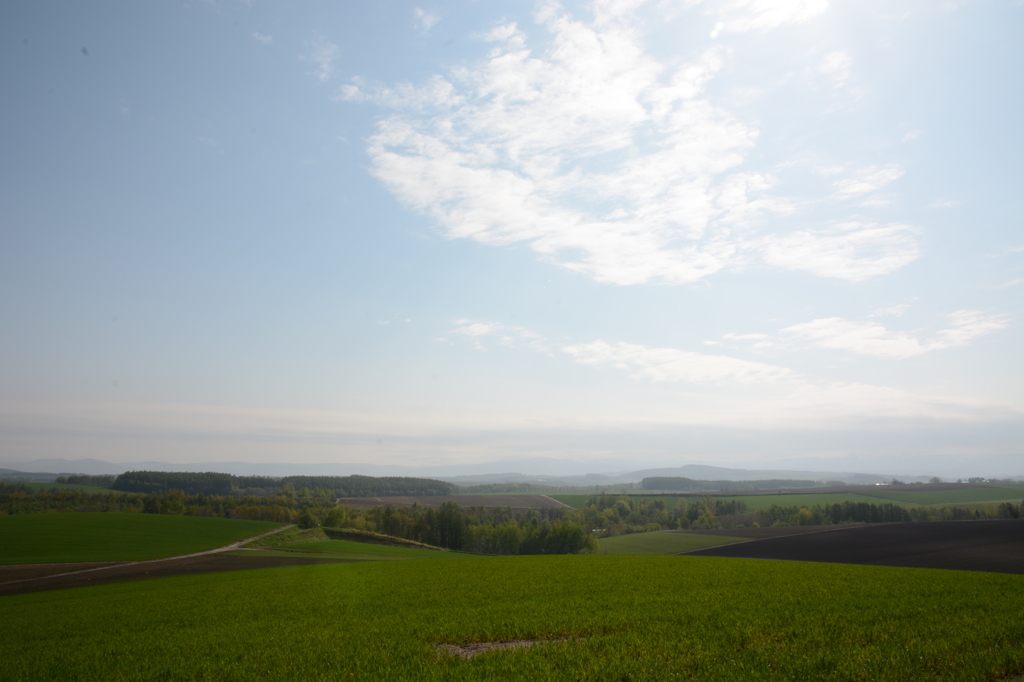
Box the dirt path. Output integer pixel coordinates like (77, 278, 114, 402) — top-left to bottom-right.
(541, 495, 574, 509)
(0, 524, 295, 590)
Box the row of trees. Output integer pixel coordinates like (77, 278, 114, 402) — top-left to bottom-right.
(111, 471, 457, 497)
(576, 493, 1024, 536)
(54, 474, 116, 487)
(300, 502, 596, 554)
(0, 485, 596, 555)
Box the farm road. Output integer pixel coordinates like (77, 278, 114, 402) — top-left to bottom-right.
(0, 524, 355, 596)
(683, 520, 1024, 574)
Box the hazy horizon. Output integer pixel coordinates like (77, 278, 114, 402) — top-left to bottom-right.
(2, 1, 1021, 475)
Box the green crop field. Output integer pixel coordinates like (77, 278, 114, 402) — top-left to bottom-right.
(2, 556, 1022, 681)
(597, 531, 741, 554)
(856, 484, 1024, 506)
(550, 494, 685, 510)
(0, 513, 283, 565)
(698, 492, 913, 511)
(280, 539, 471, 560)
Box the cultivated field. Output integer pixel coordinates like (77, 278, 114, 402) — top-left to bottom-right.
(336, 494, 569, 511)
(0, 513, 282, 564)
(278, 538, 469, 560)
(853, 483, 1024, 505)
(688, 520, 1024, 573)
(553, 484, 1024, 511)
(597, 531, 741, 554)
(1, 555, 1022, 681)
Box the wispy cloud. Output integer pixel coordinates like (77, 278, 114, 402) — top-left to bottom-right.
(305, 37, 339, 82)
(252, 32, 273, 46)
(784, 310, 1009, 358)
(451, 319, 550, 354)
(833, 164, 904, 199)
(442, 319, 1019, 426)
(687, 0, 829, 33)
(817, 50, 851, 86)
(343, 2, 918, 286)
(870, 303, 912, 317)
(414, 8, 440, 32)
(564, 340, 794, 383)
(759, 222, 920, 282)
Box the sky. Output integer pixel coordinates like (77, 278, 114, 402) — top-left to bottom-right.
(1, 0, 1022, 478)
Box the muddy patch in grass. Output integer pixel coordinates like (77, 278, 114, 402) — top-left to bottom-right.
(438, 637, 584, 660)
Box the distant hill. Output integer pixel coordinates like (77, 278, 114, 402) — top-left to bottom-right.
(0, 457, 975, 487)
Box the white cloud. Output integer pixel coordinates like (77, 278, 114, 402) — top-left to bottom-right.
(833, 164, 905, 198)
(451, 319, 550, 354)
(252, 32, 273, 46)
(686, 0, 829, 33)
(414, 8, 440, 32)
(817, 50, 851, 86)
(784, 310, 1009, 358)
(305, 37, 339, 82)
(759, 222, 920, 282)
(564, 340, 793, 383)
(870, 303, 911, 317)
(344, 2, 918, 286)
(928, 198, 960, 209)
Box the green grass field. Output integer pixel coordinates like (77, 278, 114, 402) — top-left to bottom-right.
(550, 494, 687, 510)
(554, 492, 921, 512)
(1, 556, 1022, 681)
(597, 531, 741, 554)
(280, 539, 470, 560)
(704, 492, 916, 511)
(856, 484, 1024, 505)
(0, 513, 283, 564)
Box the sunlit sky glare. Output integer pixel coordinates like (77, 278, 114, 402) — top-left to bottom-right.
(1, 0, 1022, 477)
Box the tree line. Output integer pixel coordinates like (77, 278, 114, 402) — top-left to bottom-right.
(111, 471, 457, 497)
(0, 485, 596, 555)
(577, 492, 1024, 536)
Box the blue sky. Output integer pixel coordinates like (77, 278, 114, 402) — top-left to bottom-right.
(1, 0, 1021, 477)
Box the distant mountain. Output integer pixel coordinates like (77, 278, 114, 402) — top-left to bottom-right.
(619, 465, 919, 485)
(0, 457, 943, 486)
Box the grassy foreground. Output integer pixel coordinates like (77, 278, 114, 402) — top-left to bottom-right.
(0, 513, 283, 564)
(2, 556, 1022, 681)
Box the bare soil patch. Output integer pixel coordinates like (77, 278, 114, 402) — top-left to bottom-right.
(684, 520, 1024, 573)
(337, 494, 569, 512)
(0, 553, 355, 596)
(0, 561, 128, 583)
(438, 637, 582, 660)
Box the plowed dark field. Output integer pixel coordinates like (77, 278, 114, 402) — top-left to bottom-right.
(684, 520, 1024, 573)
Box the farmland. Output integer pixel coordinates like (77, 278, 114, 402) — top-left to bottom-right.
(551, 484, 1024, 512)
(336, 494, 569, 511)
(853, 483, 1024, 505)
(596, 531, 741, 554)
(2, 554, 1023, 681)
(0, 513, 282, 564)
(278, 538, 470, 560)
(689, 520, 1024, 573)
